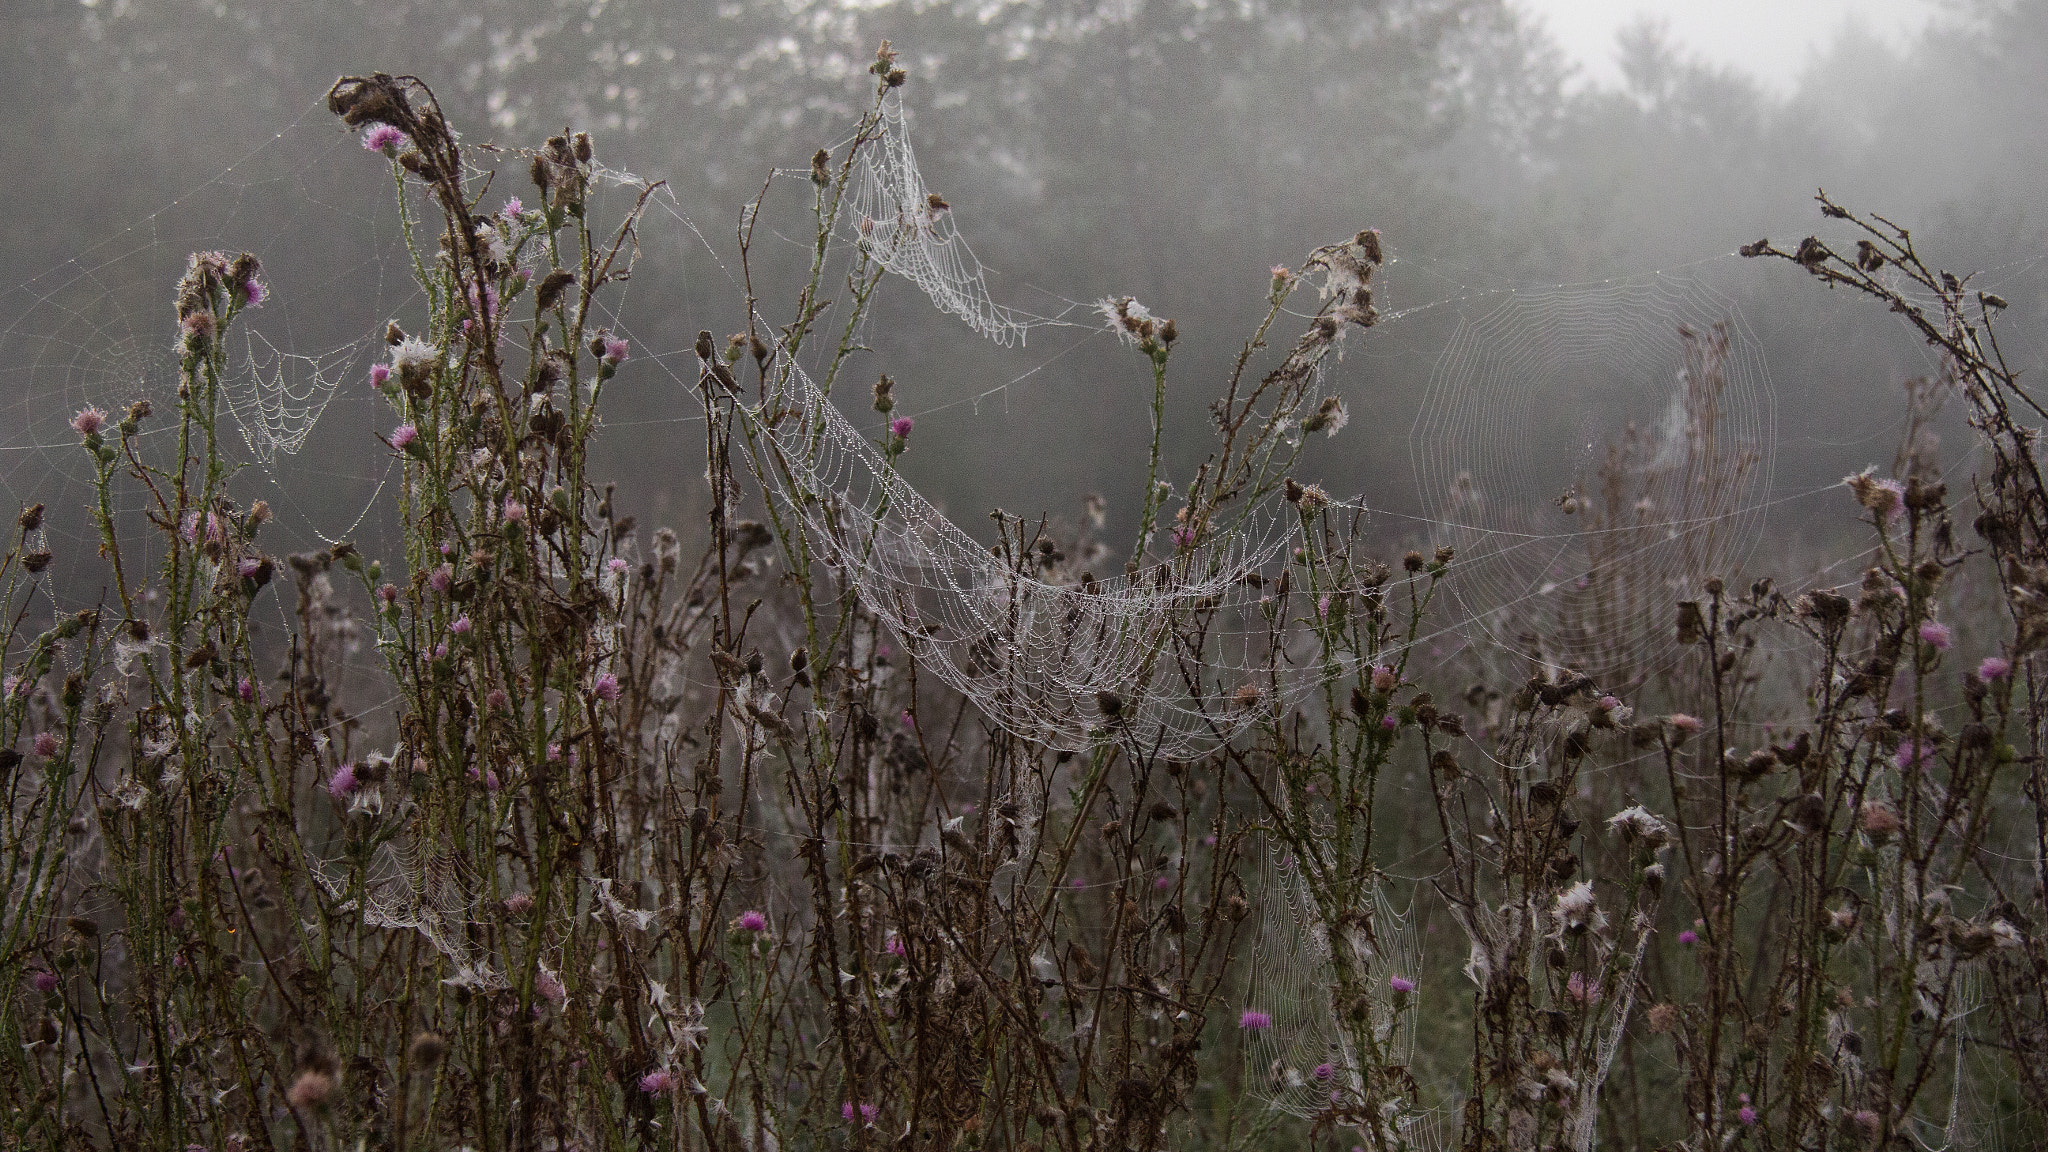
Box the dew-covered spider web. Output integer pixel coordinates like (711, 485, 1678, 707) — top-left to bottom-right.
(226, 329, 367, 462)
(1409, 276, 1775, 687)
(1239, 838, 1430, 1127)
(742, 353, 1308, 757)
(837, 91, 1040, 346)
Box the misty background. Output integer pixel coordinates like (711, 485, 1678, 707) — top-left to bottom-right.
(2, 0, 2043, 598)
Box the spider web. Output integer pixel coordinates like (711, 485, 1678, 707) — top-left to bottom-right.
(838, 91, 1041, 346)
(743, 352, 1308, 757)
(1240, 838, 1424, 1125)
(1408, 275, 1775, 686)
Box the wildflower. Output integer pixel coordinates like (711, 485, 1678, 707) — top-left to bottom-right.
(237, 557, 262, 579)
(1979, 655, 2012, 681)
(594, 673, 621, 702)
(1239, 1008, 1273, 1031)
(1606, 804, 1670, 849)
(29, 969, 57, 993)
(842, 1102, 879, 1124)
(287, 1070, 334, 1110)
(179, 310, 215, 350)
(1172, 523, 1196, 549)
(900, 709, 914, 728)
(1678, 929, 1698, 945)
(1918, 620, 1952, 651)
(33, 732, 57, 758)
(240, 276, 267, 308)
(1388, 975, 1416, 993)
(639, 1069, 676, 1096)
(70, 407, 106, 437)
(736, 910, 768, 932)
(390, 337, 438, 372)
(1894, 739, 1936, 770)
(1302, 396, 1349, 437)
(1372, 665, 1397, 693)
(1857, 800, 1902, 837)
(1668, 713, 1703, 733)
(1598, 694, 1621, 711)
(534, 969, 566, 1005)
(328, 762, 359, 801)
(1844, 471, 1905, 520)
(608, 557, 628, 573)
(377, 583, 400, 607)
(1646, 1002, 1680, 1033)
(890, 416, 914, 440)
(237, 677, 256, 704)
(433, 642, 448, 660)
(602, 335, 630, 364)
(362, 123, 408, 155)
(1737, 1105, 1758, 1126)
(1552, 880, 1599, 933)
(1380, 714, 1397, 731)
(486, 688, 507, 710)
(390, 423, 418, 450)
(885, 934, 907, 958)
(449, 615, 472, 636)
(1566, 971, 1600, 1004)
(503, 892, 534, 915)
(1313, 1062, 1334, 1081)
(502, 196, 523, 217)
(429, 564, 452, 593)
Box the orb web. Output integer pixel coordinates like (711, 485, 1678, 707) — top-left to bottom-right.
(744, 354, 1313, 757)
(838, 91, 1038, 346)
(226, 329, 366, 462)
(1409, 275, 1774, 686)
(1240, 839, 1426, 1127)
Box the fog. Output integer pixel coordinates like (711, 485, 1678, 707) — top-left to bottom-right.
(3, 0, 2044, 581)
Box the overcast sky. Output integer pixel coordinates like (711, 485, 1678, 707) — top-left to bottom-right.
(1517, 0, 1946, 93)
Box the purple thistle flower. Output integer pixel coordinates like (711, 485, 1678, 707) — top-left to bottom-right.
(237, 677, 256, 704)
(432, 642, 449, 660)
(889, 415, 914, 440)
(608, 557, 629, 572)
(30, 969, 58, 993)
(33, 732, 58, 758)
(390, 423, 418, 450)
(1389, 975, 1416, 993)
(502, 499, 525, 523)
(639, 1069, 676, 1096)
(1737, 1105, 1758, 1126)
(369, 363, 390, 390)
(1678, 929, 1698, 945)
(328, 762, 358, 801)
(362, 123, 408, 154)
(378, 583, 400, 606)
(602, 336, 630, 365)
(1980, 655, 2012, 681)
(502, 196, 523, 217)
(1313, 1062, 1334, 1081)
(1895, 738, 1937, 770)
(429, 564, 453, 593)
(1238, 1008, 1272, 1031)
(1919, 620, 1952, 651)
(737, 910, 768, 932)
(504, 892, 534, 914)
(70, 407, 106, 436)
(450, 615, 472, 636)
(535, 970, 566, 1005)
(593, 673, 620, 702)
(885, 934, 907, 957)
(240, 278, 267, 308)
